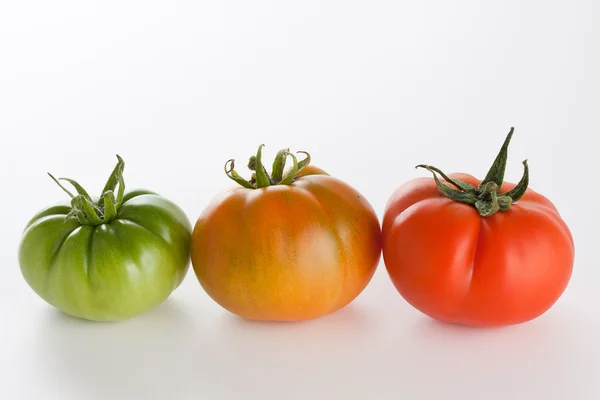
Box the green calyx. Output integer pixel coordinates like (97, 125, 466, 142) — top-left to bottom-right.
(225, 145, 311, 189)
(48, 155, 126, 226)
(416, 127, 529, 217)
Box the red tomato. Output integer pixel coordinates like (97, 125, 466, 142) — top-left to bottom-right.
(191, 147, 381, 321)
(382, 128, 574, 327)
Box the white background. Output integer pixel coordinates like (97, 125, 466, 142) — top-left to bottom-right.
(1, 1, 598, 399)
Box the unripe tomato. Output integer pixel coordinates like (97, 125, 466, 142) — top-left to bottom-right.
(18, 156, 191, 322)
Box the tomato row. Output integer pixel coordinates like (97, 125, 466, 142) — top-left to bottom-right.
(17, 128, 574, 327)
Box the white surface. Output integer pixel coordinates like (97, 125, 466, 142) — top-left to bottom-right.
(1, 1, 598, 399)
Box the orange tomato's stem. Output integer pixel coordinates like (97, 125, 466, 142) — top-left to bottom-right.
(280, 151, 299, 185)
(416, 127, 530, 217)
(253, 144, 271, 188)
(271, 148, 289, 183)
(225, 146, 313, 189)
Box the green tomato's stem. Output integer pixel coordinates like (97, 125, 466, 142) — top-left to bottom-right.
(48, 155, 127, 226)
(58, 177, 93, 202)
(59, 177, 104, 215)
(101, 155, 125, 195)
(64, 207, 88, 225)
(225, 146, 314, 189)
(69, 196, 103, 225)
(115, 160, 125, 209)
(48, 173, 75, 198)
(102, 191, 118, 223)
(416, 127, 530, 217)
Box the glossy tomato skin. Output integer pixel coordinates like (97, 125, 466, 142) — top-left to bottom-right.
(382, 174, 574, 327)
(19, 190, 191, 322)
(191, 173, 381, 321)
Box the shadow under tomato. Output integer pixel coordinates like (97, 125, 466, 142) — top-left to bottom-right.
(355, 303, 596, 398)
(213, 301, 380, 355)
(173, 302, 385, 396)
(31, 294, 597, 399)
(33, 297, 202, 400)
(397, 306, 579, 356)
(223, 301, 375, 329)
(33, 296, 382, 399)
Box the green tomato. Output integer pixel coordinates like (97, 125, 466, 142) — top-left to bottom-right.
(18, 156, 191, 322)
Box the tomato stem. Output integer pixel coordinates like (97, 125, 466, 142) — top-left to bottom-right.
(503, 160, 529, 201)
(254, 145, 271, 188)
(480, 127, 514, 190)
(279, 151, 299, 185)
(225, 159, 255, 188)
(415, 164, 478, 194)
(416, 127, 530, 217)
(47, 155, 126, 226)
(225, 146, 312, 189)
(271, 148, 289, 184)
(102, 191, 117, 222)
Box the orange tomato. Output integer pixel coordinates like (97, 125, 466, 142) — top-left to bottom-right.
(191, 146, 381, 321)
(294, 164, 328, 177)
(382, 128, 574, 327)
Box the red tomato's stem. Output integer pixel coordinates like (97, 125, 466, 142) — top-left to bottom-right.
(480, 127, 514, 189)
(416, 127, 530, 217)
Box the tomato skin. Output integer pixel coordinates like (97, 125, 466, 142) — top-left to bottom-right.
(294, 164, 328, 177)
(382, 174, 574, 327)
(190, 173, 381, 321)
(18, 190, 191, 322)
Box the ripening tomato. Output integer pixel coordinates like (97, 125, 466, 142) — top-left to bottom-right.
(190, 146, 381, 321)
(382, 128, 574, 327)
(18, 156, 191, 322)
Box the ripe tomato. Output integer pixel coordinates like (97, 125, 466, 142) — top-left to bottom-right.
(382, 128, 574, 327)
(18, 156, 191, 322)
(190, 146, 381, 321)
